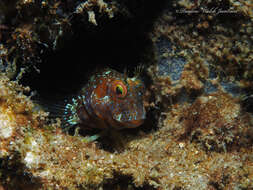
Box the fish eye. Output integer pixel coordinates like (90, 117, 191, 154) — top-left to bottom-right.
(116, 85, 123, 95)
(112, 81, 127, 98)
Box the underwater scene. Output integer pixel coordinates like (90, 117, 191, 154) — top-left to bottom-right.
(0, 0, 253, 189)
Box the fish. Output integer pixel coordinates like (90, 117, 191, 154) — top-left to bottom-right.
(62, 68, 146, 130)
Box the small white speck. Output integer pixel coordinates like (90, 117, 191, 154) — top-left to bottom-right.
(101, 96, 110, 103)
(24, 152, 34, 163)
(30, 139, 38, 148)
(24, 152, 40, 168)
(131, 77, 137, 81)
(115, 114, 122, 121)
(40, 170, 50, 177)
(179, 142, 185, 148)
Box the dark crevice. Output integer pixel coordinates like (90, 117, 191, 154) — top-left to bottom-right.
(20, 0, 167, 101)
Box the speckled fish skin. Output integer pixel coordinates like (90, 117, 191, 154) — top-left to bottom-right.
(63, 68, 146, 129)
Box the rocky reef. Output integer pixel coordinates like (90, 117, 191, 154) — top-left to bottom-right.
(1, 0, 253, 189)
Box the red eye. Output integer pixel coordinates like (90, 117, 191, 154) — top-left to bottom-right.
(112, 81, 127, 98)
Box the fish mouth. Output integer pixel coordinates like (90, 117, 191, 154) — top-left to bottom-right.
(112, 109, 146, 128)
(123, 119, 145, 128)
(111, 103, 146, 128)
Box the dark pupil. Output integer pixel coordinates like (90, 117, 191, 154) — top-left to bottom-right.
(116, 86, 123, 95)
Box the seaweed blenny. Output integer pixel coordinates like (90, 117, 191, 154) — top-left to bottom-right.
(63, 68, 146, 130)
